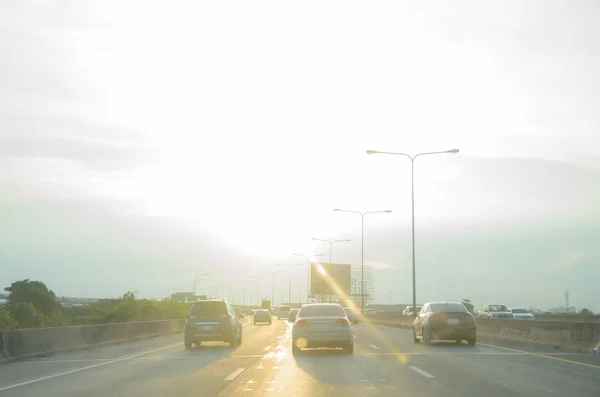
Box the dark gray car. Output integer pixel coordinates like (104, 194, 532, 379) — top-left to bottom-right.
(184, 300, 244, 348)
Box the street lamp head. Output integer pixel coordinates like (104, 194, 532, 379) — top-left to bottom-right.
(384, 210, 392, 213)
(366, 150, 379, 155)
(448, 148, 460, 154)
(333, 208, 341, 212)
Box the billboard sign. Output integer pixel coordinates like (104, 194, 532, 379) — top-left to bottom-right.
(310, 262, 351, 297)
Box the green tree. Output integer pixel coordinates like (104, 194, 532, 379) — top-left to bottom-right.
(11, 302, 47, 328)
(261, 299, 271, 309)
(0, 308, 18, 330)
(119, 291, 138, 301)
(4, 279, 61, 319)
(579, 308, 594, 316)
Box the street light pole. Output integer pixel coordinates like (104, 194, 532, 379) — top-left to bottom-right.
(277, 264, 304, 305)
(248, 277, 259, 307)
(292, 285, 302, 304)
(366, 148, 459, 317)
(311, 238, 350, 265)
(292, 253, 324, 303)
(263, 270, 286, 307)
(334, 209, 391, 312)
(192, 273, 210, 297)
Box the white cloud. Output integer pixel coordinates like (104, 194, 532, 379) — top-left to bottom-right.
(555, 253, 585, 271)
(1, 1, 600, 307)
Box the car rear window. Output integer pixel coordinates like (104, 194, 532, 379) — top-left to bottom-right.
(430, 303, 468, 313)
(190, 301, 227, 316)
(299, 305, 345, 317)
(255, 310, 269, 314)
(511, 308, 528, 313)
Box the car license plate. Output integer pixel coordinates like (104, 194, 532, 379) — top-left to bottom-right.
(201, 325, 213, 330)
(447, 319, 459, 325)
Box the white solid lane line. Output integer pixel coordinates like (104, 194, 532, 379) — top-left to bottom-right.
(0, 342, 182, 392)
(409, 366, 435, 378)
(368, 344, 379, 349)
(224, 368, 246, 381)
(263, 346, 272, 351)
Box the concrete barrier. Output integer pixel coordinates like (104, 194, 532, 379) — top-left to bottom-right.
(475, 319, 503, 337)
(1, 319, 184, 362)
(0, 331, 7, 362)
(367, 315, 600, 350)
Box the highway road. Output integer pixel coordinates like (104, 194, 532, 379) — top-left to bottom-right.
(0, 317, 598, 396)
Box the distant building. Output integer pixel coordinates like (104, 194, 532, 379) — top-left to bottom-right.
(549, 306, 577, 314)
(170, 292, 195, 302)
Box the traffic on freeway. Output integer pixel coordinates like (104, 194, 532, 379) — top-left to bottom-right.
(1, 311, 599, 397)
(2, 1, 599, 397)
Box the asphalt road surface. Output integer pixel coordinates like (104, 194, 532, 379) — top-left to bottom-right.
(1, 317, 599, 396)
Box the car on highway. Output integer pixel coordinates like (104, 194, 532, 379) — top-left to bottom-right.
(477, 304, 513, 319)
(343, 307, 359, 324)
(278, 304, 290, 319)
(413, 301, 476, 346)
(288, 308, 300, 322)
(361, 308, 376, 315)
(402, 305, 423, 316)
(253, 309, 272, 325)
(510, 308, 536, 320)
(184, 300, 244, 349)
(292, 303, 353, 355)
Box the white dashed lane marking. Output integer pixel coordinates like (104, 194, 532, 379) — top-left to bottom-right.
(0, 343, 182, 392)
(409, 366, 435, 378)
(224, 368, 246, 381)
(368, 344, 379, 349)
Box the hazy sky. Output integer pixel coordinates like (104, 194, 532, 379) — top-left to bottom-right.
(1, 1, 599, 311)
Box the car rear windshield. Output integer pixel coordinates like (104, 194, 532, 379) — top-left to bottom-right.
(189, 302, 227, 316)
(430, 303, 468, 313)
(511, 309, 528, 313)
(488, 305, 508, 312)
(254, 310, 269, 314)
(299, 305, 345, 317)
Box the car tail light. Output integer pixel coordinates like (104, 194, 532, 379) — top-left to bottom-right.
(336, 318, 349, 326)
(296, 319, 309, 327)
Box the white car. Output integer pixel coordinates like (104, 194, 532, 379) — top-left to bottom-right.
(292, 303, 353, 355)
(478, 304, 513, 319)
(510, 308, 536, 320)
(402, 306, 423, 316)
